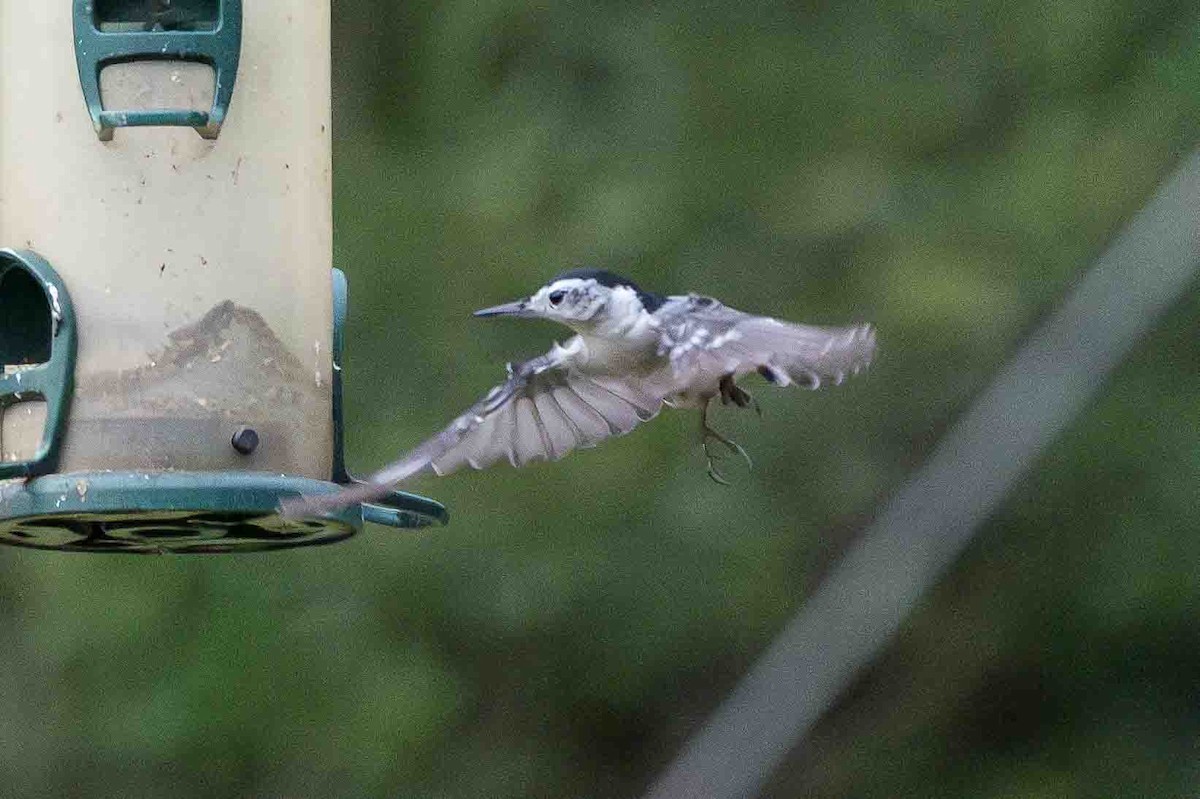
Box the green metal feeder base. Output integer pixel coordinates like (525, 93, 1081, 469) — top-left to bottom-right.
(0, 471, 446, 554)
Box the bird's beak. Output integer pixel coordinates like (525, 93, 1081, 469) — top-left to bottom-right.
(473, 299, 533, 318)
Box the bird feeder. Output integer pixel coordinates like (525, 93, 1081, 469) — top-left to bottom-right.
(0, 1, 445, 552)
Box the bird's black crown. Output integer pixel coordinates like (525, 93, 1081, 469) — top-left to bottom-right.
(552, 268, 666, 312)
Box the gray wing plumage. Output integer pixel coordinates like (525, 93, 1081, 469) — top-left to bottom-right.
(283, 341, 664, 516)
(654, 295, 876, 392)
(427, 347, 663, 476)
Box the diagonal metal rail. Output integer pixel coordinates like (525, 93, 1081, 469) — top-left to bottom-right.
(643, 149, 1200, 799)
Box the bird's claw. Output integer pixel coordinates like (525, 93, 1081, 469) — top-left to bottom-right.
(706, 457, 732, 486)
(703, 435, 727, 484)
(701, 416, 753, 485)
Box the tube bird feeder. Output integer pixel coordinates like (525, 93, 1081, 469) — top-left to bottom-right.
(0, 1, 445, 552)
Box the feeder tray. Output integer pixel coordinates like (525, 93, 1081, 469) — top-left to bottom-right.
(0, 251, 446, 553)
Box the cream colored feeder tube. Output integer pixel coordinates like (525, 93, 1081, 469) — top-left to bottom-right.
(0, 1, 334, 478)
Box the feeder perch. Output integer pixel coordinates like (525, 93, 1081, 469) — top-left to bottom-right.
(0, 2, 445, 552)
(74, 0, 243, 141)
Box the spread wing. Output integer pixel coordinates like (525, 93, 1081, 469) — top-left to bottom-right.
(283, 339, 664, 516)
(654, 296, 876, 392)
(427, 346, 663, 476)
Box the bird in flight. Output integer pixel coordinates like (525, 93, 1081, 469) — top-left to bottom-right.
(286, 269, 875, 516)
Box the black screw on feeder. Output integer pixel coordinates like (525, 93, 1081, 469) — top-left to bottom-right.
(230, 426, 259, 455)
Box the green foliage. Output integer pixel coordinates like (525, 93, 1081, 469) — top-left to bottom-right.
(4, 0, 1199, 795)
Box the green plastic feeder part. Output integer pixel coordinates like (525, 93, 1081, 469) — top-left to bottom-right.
(74, 0, 243, 140)
(0, 251, 445, 554)
(0, 250, 75, 480)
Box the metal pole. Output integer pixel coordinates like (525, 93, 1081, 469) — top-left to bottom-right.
(643, 149, 1200, 799)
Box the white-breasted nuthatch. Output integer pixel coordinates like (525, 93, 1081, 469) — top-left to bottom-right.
(286, 268, 875, 515)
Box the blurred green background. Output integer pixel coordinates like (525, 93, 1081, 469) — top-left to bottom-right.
(4, 0, 1200, 796)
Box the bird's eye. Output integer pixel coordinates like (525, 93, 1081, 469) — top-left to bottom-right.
(548, 290, 567, 306)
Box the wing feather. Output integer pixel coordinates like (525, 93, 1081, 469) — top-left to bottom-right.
(532, 391, 577, 460)
(513, 396, 546, 467)
(570, 378, 643, 434)
(587, 375, 661, 420)
(346, 339, 666, 499)
(551, 383, 614, 442)
(656, 296, 875, 393)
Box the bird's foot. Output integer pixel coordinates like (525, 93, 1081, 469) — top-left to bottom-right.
(704, 441, 732, 486)
(719, 375, 762, 418)
(700, 415, 753, 485)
